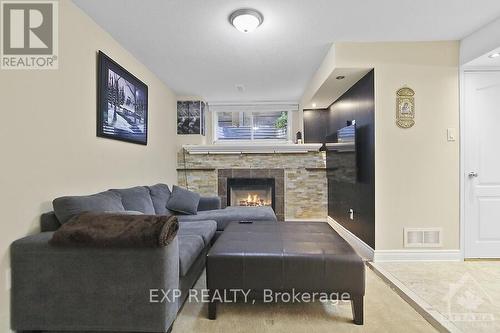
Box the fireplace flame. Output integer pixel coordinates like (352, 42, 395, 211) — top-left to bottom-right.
(239, 193, 271, 207)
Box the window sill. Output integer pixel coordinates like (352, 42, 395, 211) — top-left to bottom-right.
(183, 143, 321, 154)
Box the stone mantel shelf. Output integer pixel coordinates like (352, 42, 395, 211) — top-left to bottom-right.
(183, 143, 322, 154)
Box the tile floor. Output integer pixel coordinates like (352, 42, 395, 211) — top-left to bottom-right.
(372, 261, 500, 333)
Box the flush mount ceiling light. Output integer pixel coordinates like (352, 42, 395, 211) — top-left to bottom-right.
(489, 53, 500, 59)
(336, 75, 346, 80)
(230, 8, 263, 33)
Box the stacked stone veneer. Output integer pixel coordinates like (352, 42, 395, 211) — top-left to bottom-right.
(177, 151, 327, 220)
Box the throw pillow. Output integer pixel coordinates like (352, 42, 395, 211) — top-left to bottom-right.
(148, 183, 174, 215)
(166, 185, 200, 215)
(109, 186, 155, 214)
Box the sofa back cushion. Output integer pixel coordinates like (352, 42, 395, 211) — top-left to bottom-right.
(41, 212, 62, 231)
(148, 184, 173, 215)
(166, 185, 200, 215)
(110, 186, 155, 214)
(53, 191, 125, 224)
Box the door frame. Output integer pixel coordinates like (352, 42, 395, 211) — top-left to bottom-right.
(460, 67, 500, 259)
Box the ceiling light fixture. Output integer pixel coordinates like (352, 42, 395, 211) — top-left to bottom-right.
(489, 53, 500, 59)
(312, 103, 317, 108)
(336, 75, 345, 80)
(230, 8, 263, 33)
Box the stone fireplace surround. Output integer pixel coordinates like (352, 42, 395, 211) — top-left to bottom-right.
(177, 147, 328, 221)
(218, 169, 285, 221)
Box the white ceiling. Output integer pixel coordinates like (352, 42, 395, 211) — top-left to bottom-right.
(309, 68, 372, 109)
(465, 46, 500, 68)
(72, 0, 500, 102)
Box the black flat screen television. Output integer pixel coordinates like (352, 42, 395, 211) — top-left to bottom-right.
(326, 123, 357, 183)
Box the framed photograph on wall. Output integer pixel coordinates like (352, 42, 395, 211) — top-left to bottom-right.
(97, 51, 148, 145)
(201, 101, 206, 136)
(177, 100, 206, 135)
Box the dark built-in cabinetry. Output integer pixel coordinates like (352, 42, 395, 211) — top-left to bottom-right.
(304, 70, 375, 248)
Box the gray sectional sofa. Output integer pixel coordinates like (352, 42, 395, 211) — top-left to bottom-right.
(11, 184, 277, 333)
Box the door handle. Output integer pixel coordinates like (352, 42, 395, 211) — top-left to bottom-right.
(468, 171, 478, 178)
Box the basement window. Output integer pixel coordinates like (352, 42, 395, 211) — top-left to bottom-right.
(214, 110, 290, 142)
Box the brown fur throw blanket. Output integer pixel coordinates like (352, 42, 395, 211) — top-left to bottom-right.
(50, 212, 179, 248)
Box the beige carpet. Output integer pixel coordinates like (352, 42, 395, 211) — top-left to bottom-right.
(173, 266, 436, 333)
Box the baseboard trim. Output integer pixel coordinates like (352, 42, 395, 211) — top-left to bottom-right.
(326, 216, 374, 261)
(373, 249, 462, 262)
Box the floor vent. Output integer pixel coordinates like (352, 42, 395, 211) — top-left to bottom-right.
(404, 228, 442, 248)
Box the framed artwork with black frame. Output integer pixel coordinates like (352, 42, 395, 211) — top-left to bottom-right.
(177, 100, 206, 135)
(97, 51, 148, 145)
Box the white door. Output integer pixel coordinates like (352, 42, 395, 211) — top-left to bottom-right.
(464, 71, 500, 258)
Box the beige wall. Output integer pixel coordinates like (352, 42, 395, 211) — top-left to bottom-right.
(291, 110, 302, 140)
(0, 1, 178, 329)
(302, 42, 460, 250)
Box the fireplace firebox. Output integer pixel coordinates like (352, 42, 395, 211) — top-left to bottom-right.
(218, 169, 284, 221)
(227, 178, 275, 211)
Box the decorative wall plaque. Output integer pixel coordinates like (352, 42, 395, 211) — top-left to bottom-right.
(396, 87, 415, 128)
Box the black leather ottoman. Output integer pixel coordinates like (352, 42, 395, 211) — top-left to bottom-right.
(206, 222, 365, 324)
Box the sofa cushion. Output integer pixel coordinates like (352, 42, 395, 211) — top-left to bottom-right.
(167, 186, 200, 215)
(41, 212, 61, 232)
(178, 220, 217, 246)
(148, 184, 173, 215)
(110, 186, 155, 214)
(178, 234, 204, 277)
(177, 206, 277, 231)
(53, 191, 125, 224)
(105, 210, 144, 215)
(197, 196, 221, 211)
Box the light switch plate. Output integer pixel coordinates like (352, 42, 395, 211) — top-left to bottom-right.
(447, 128, 456, 142)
